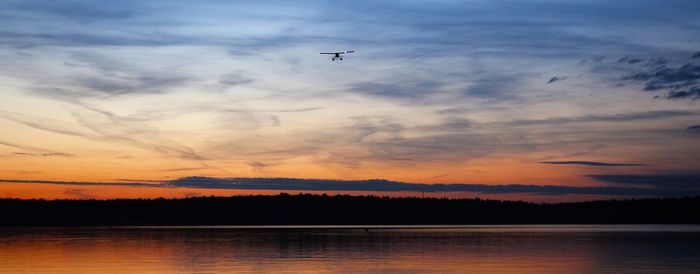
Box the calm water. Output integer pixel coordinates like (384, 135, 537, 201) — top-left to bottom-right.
(1, 225, 700, 273)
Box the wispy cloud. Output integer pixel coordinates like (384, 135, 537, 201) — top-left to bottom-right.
(588, 174, 700, 190)
(13, 152, 73, 157)
(218, 73, 255, 88)
(348, 81, 443, 100)
(503, 110, 698, 126)
(620, 54, 700, 100)
(0, 31, 191, 48)
(160, 166, 213, 173)
(0, 110, 90, 137)
(63, 188, 98, 199)
(74, 103, 210, 161)
(27, 52, 192, 100)
(0, 179, 157, 187)
(547, 76, 567, 84)
(247, 161, 280, 173)
(540, 161, 644, 167)
(6, 1, 139, 22)
(0, 140, 75, 157)
(0, 106, 206, 161)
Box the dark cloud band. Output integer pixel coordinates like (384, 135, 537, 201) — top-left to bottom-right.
(2, 176, 699, 197)
(540, 161, 644, 167)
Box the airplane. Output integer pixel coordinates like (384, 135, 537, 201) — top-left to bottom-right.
(320, 50, 355, 61)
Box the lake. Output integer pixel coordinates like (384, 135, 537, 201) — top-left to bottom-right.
(1, 225, 700, 273)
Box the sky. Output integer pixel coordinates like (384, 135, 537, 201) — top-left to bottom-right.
(0, 0, 699, 201)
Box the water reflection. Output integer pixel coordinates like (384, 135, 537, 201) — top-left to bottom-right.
(1, 225, 700, 273)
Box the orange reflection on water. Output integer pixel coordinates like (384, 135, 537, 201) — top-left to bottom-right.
(0, 227, 607, 274)
(3, 226, 700, 273)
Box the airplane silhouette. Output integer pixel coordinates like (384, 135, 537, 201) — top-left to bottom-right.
(320, 50, 355, 61)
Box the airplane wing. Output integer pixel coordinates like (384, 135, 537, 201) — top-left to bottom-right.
(320, 51, 356, 54)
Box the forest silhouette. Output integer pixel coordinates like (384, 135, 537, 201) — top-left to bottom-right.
(2, 194, 699, 226)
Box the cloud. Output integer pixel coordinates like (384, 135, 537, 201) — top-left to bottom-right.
(8, 1, 139, 22)
(0, 140, 75, 157)
(347, 71, 527, 104)
(171, 177, 654, 195)
(0, 179, 157, 187)
(0, 1, 339, 50)
(0, 31, 192, 48)
(1, 50, 193, 103)
(218, 73, 254, 87)
(588, 174, 700, 190)
(618, 55, 643, 64)
(160, 167, 212, 172)
(1, 106, 207, 161)
(13, 152, 74, 157)
(0, 110, 89, 137)
(688, 125, 700, 131)
(582, 55, 606, 63)
(622, 61, 700, 100)
(247, 161, 279, 172)
(418, 117, 472, 133)
(63, 189, 98, 199)
(63, 53, 189, 98)
(462, 73, 526, 100)
(69, 103, 208, 161)
(75, 75, 189, 96)
(363, 133, 496, 163)
(183, 192, 203, 198)
(540, 161, 644, 167)
(498, 110, 700, 126)
(505, 110, 697, 126)
(348, 81, 442, 99)
(321, 116, 495, 164)
(665, 88, 700, 100)
(275, 109, 694, 168)
(2, 176, 694, 197)
(270, 115, 280, 127)
(224, 107, 324, 113)
(547, 76, 567, 84)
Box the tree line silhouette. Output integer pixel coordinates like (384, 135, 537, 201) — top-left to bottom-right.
(1, 194, 699, 226)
